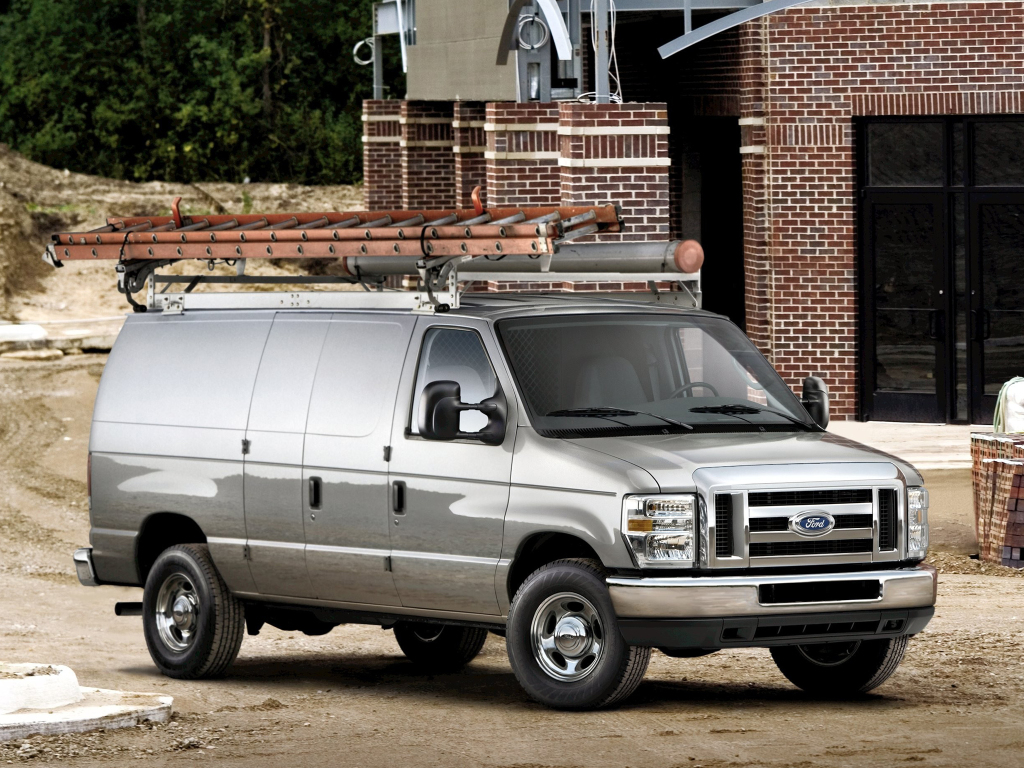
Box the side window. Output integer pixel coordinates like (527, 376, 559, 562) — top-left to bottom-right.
(411, 328, 499, 434)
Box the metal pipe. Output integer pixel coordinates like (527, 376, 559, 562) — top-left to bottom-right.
(594, 0, 611, 104)
(372, 34, 384, 100)
(345, 241, 687, 276)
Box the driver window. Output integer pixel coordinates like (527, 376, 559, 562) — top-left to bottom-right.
(411, 328, 498, 434)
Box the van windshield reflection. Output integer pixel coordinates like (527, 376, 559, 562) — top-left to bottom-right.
(497, 314, 813, 436)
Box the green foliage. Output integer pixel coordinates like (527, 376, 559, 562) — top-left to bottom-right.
(0, 0, 404, 184)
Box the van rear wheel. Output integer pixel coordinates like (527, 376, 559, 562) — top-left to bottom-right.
(506, 558, 651, 710)
(393, 622, 488, 671)
(770, 636, 908, 695)
(142, 544, 244, 679)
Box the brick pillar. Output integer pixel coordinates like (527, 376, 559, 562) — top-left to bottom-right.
(401, 101, 455, 210)
(558, 102, 670, 242)
(362, 100, 402, 210)
(738, 22, 771, 362)
(485, 103, 561, 207)
(453, 102, 487, 209)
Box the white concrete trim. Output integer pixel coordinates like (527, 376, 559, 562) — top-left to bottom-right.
(739, 145, 766, 154)
(452, 145, 487, 154)
(738, 117, 765, 126)
(400, 140, 455, 148)
(484, 122, 560, 132)
(360, 135, 401, 143)
(452, 120, 486, 128)
(557, 125, 670, 136)
(558, 157, 672, 168)
(398, 117, 452, 125)
(485, 151, 561, 161)
(361, 114, 401, 122)
(0, 688, 172, 742)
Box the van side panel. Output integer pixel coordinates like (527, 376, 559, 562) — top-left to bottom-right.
(89, 313, 272, 589)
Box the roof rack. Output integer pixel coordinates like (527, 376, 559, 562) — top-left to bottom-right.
(43, 192, 702, 313)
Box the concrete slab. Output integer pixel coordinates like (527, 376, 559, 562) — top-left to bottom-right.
(0, 688, 172, 742)
(829, 421, 982, 470)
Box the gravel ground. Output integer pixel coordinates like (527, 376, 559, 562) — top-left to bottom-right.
(1, 355, 1022, 767)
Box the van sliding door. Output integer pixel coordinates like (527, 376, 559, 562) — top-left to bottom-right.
(243, 313, 331, 598)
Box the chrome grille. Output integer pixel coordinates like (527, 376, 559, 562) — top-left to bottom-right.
(714, 494, 733, 557)
(703, 478, 905, 569)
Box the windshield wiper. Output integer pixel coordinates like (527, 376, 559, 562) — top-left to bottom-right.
(690, 403, 819, 430)
(547, 406, 693, 430)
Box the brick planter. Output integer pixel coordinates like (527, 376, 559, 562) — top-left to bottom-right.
(972, 434, 1024, 568)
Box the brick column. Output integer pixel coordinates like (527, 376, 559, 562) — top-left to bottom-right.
(453, 102, 487, 209)
(558, 102, 670, 242)
(362, 100, 402, 210)
(485, 103, 561, 207)
(401, 101, 455, 210)
(737, 22, 771, 363)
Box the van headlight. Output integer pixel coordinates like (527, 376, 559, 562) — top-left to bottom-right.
(907, 487, 929, 560)
(622, 494, 696, 568)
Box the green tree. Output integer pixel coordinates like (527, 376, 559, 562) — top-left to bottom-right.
(0, 0, 404, 184)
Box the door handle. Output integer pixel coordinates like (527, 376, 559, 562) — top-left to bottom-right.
(970, 309, 992, 342)
(308, 476, 322, 510)
(392, 480, 406, 514)
(927, 309, 944, 340)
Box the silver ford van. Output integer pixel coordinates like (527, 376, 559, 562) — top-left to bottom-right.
(73, 294, 935, 709)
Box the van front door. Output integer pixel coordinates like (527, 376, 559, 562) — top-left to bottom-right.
(387, 320, 517, 616)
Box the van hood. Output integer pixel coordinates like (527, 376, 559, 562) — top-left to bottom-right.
(565, 430, 923, 491)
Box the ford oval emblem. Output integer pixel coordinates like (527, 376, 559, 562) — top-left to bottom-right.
(789, 510, 835, 537)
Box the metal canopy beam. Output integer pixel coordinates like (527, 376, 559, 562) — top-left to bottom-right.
(657, 0, 814, 58)
(602, 0, 756, 9)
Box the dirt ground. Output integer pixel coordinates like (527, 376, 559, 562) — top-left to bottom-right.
(1, 355, 1023, 768)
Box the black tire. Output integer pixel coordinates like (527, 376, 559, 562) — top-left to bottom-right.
(506, 558, 651, 710)
(770, 636, 909, 695)
(393, 622, 488, 671)
(142, 543, 244, 679)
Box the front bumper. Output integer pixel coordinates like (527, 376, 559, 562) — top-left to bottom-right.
(73, 547, 100, 587)
(608, 566, 937, 649)
(607, 566, 936, 618)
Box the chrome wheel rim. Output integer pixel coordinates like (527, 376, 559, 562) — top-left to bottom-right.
(155, 573, 200, 653)
(797, 641, 861, 667)
(412, 625, 445, 643)
(530, 592, 605, 682)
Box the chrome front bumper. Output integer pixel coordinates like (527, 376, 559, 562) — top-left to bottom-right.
(73, 547, 100, 587)
(607, 566, 937, 619)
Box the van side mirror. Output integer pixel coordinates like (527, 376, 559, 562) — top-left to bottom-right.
(418, 380, 507, 445)
(801, 376, 830, 429)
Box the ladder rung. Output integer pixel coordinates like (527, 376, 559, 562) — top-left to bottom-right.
(425, 214, 459, 226)
(492, 212, 526, 225)
(326, 216, 360, 229)
(393, 215, 425, 227)
(460, 213, 492, 226)
(269, 217, 299, 230)
(177, 219, 211, 232)
(562, 210, 597, 229)
(296, 216, 330, 230)
(363, 216, 393, 228)
(526, 212, 561, 224)
(208, 219, 240, 231)
(236, 218, 269, 231)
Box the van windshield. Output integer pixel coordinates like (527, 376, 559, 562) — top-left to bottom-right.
(496, 313, 814, 436)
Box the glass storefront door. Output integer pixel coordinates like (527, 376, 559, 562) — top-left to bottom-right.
(860, 117, 1024, 424)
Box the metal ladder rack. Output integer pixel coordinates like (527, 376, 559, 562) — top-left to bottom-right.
(43, 194, 702, 313)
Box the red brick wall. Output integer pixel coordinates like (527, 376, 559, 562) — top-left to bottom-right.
(485, 103, 561, 207)
(401, 101, 455, 210)
(453, 101, 487, 209)
(750, 2, 1024, 419)
(362, 100, 402, 210)
(558, 102, 671, 242)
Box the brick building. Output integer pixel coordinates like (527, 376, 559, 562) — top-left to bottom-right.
(363, 0, 1024, 425)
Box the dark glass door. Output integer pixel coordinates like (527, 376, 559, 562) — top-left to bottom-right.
(969, 194, 1024, 423)
(863, 193, 947, 422)
(859, 117, 1024, 423)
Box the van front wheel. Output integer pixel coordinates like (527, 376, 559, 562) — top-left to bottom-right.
(142, 544, 244, 679)
(393, 622, 488, 670)
(506, 558, 651, 710)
